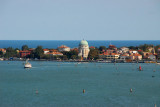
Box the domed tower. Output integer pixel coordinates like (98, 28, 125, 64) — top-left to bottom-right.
(78, 40, 90, 59)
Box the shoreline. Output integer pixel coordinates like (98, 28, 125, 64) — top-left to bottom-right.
(1, 59, 159, 63)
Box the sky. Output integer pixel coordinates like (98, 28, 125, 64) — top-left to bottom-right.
(0, 0, 160, 40)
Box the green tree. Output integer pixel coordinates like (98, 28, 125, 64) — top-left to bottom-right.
(4, 47, 16, 58)
(128, 46, 138, 50)
(155, 45, 160, 53)
(88, 49, 100, 60)
(139, 44, 153, 52)
(0, 51, 3, 57)
(34, 46, 44, 59)
(62, 50, 78, 59)
(99, 46, 106, 51)
(71, 55, 77, 59)
(22, 45, 29, 51)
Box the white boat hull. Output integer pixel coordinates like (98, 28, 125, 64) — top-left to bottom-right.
(24, 64, 32, 68)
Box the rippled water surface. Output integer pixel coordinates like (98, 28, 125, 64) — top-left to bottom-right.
(0, 61, 160, 107)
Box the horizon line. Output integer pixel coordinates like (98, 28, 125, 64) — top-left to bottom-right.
(0, 39, 160, 41)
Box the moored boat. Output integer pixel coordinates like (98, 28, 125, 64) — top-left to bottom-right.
(156, 63, 160, 65)
(24, 59, 32, 68)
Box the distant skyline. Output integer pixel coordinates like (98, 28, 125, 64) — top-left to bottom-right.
(0, 0, 160, 40)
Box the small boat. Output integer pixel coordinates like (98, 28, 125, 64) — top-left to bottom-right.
(0, 58, 4, 61)
(138, 65, 142, 71)
(156, 63, 160, 65)
(24, 59, 32, 68)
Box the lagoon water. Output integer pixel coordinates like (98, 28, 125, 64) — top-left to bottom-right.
(0, 61, 160, 107)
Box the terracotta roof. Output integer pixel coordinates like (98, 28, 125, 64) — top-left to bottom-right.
(58, 45, 69, 48)
(0, 48, 6, 52)
(47, 52, 63, 55)
(90, 46, 95, 49)
(71, 48, 78, 51)
(121, 54, 129, 56)
(19, 50, 31, 53)
(109, 45, 116, 49)
(100, 53, 119, 56)
(43, 49, 49, 51)
(133, 53, 142, 56)
(50, 49, 58, 52)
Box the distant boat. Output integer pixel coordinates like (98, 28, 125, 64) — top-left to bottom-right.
(24, 59, 32, 68)
(138, 65, 143, 71)
(156, 63, 160, 65)
(0, 58, 4, 61)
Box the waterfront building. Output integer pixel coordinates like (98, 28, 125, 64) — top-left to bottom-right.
(58, 45, 70, 52)
(43, 49, 50, 54)
(99, 53, 120, 60)
(148, 54, 156, 61)
(120, 47, 129, 53)
(108, 45, 117, 50)
(120, 53, 129, 60)
(129, 50, 138, 55)
(158, 48, 160, 59)
(0, 48, 6, 54)
(89, 46, 95, 49)
(143, 52, 153, 59)
(105, 49, 116, 54)
(47, 52, 63, 56)
(19, 50, 31, 57)
(129, 53, 142, 60)
(78, 40, 90, 59)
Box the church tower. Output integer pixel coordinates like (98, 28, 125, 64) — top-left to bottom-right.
(78, 40, 90, 60)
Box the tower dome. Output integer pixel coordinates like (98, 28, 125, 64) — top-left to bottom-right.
(79, 40, 88, 46)
(78, 40, 90, 60)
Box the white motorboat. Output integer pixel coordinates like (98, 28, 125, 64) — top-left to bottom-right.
(0, 58, 4, 61)
(157, 63, 160, 65)
(24, 59, 32, 68)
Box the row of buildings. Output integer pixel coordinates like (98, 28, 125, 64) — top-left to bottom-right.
(98, 45, 160, 61)
(42, 40, 90, 59)
(0, 40, 90, 59)
(1, 40, 160, 61)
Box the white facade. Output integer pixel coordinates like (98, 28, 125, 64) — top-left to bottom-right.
(78, 40, 90, 59)
(58, 45, 70, 52)
(120, 47, 129, 53)
(43, 50, 49, 54)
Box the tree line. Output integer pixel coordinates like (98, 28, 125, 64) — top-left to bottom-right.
(0, 44, 160, 60)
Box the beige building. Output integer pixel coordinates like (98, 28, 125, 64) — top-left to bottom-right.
(129, 53, 142, 60)
(99, 53, 120, 59)
(43, 49, 50, 54)
(58, 45, 70, 52)
(78, 40, 90, 59)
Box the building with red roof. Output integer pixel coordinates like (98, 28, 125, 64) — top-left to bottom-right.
(99, 53, 120, 59)
(43, 49, 50, 54)
(58, 45, 70, 52)
(89, 46, 95, 49)
(0, 48, 6, 54)
(129, 53, 142, 60)
(19, 50, 31, 57)
(46, 52, 63, 56)
(108, 45, 117, 50)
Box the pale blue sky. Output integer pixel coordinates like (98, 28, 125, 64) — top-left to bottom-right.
(0, 0, 160, 40)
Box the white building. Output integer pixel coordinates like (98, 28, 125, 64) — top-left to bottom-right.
(120, 47, 129, 53)
(120, 53, 129, 60)
(58, 45, 70, 52)
(78, 40, 90, 59)
(43, 49, 50, 54)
